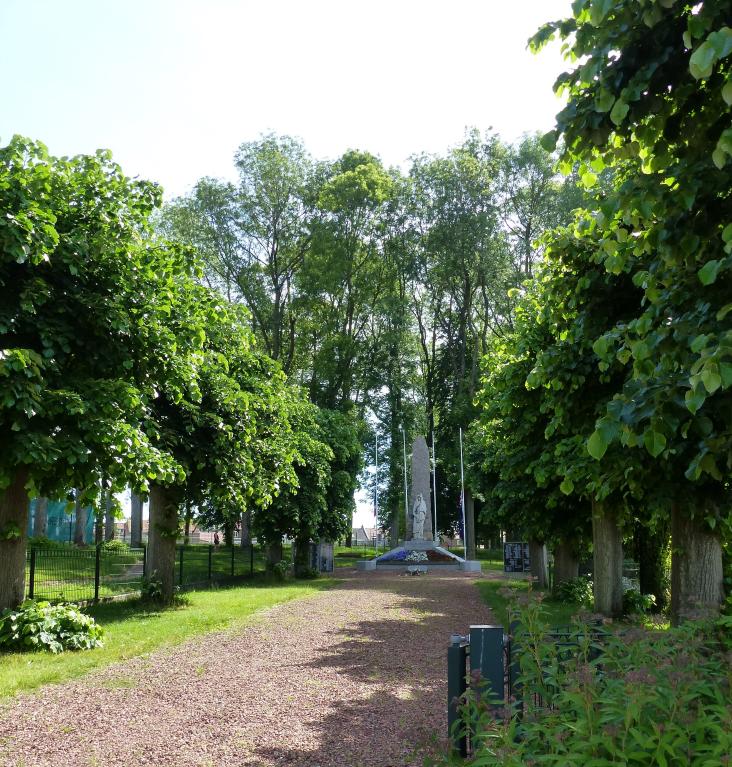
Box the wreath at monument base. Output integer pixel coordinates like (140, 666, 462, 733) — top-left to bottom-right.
(376, 548, 459, 564)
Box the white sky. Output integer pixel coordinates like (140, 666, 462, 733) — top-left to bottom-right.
(1, 0, 571, 200)
(1, 0, 573, 527)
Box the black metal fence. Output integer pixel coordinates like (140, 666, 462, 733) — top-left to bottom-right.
(174, 544, 263, 587)
(25, 544, 266, 604)
(26, 546, 146, 603)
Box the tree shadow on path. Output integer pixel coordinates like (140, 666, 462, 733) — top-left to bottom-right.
(250, 572, 492, 767)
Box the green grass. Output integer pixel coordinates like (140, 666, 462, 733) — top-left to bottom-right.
(446, 546, 504, 572)
(333, 546, 380, 567)
(476, 578, 585, 629)
(25, 545, 270, 602)
(0, 577, 335, 698)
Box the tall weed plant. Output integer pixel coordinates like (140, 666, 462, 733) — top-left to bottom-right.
(444, 589, 732, 766)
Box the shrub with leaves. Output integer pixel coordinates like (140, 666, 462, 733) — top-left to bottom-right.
(554, 576, 593, 606)
(445, 594, 732, 766)
(0, 600, 103, 653)
(622, 588, 656, 616)
(98, 540, 131, 554)
(271, 561, 291, 582)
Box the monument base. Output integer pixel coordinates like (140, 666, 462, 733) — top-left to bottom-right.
(352, 539, 480, 572)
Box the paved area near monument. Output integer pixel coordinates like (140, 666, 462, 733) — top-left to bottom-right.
(0, 571, 493, 767)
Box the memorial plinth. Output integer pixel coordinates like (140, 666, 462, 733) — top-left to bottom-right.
(356, 435, 480, 573)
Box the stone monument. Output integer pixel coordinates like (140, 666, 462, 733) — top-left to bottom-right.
(356, 433, 481, 572)
(407, 436, 433, 541)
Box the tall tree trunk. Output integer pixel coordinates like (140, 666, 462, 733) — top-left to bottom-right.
(34, 497, 48, 538)
(240, 510, 251, 547)
(104, 490, 114, 541)
(529, 539, 548, 588)
(293, 533, 310, 577)
(553, 541, 579, 589)
(183, 499, 191, 546)
(73, 493, 87, 546)
(670, 505, 723, 625)
(0, 469, 30, 610)
(464, 489, 476, 560)
(592, 500, 623, 617)
(267, 538, 283, 568)
(146, 484, 179, 604)
(634, 519, 669, 611)
(130, 491, 143, 548)
(223, 519, 233, 547)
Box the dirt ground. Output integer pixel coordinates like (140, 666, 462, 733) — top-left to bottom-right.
(0, 570, 494, 767)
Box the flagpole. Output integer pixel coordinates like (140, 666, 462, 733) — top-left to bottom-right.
(432, 431, 438, 544)
(401, 426, 409, 544)
(459, 427, 467, 560)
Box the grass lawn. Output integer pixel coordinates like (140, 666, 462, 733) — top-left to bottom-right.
(0, 577, 335, 699)
(477, 578, 584, 629)
(446, 546, 504, 572)
(333, 546, 381, 567)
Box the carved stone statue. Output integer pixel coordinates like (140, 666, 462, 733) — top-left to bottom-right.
(407, 436, 433, 540)
(412, 494, 427, 539)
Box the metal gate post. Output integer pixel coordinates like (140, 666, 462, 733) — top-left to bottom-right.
(447, 635, 469, 757)
(208, 545, 213, 582)
(28, 548, 36, 599)
(469, 625, 505, 704)
(94, 546, 101, 602)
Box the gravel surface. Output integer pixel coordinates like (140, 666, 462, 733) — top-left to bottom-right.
(0, 570, 493, 767)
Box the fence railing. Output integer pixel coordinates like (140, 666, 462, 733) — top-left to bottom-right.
(25, 544, 266, 604)
(175, 544, 263, 587)
(26, 546, 146, 603)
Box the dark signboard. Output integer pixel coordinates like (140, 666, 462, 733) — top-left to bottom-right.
(503, 542, 530, 573)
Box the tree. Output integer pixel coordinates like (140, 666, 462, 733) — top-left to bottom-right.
(0, 138, 185, 609)
(533, 0, 732, 621)
(143, 292, 300, 601)
(160, 135, 313, 374)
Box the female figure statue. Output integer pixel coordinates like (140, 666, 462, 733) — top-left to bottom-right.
(412, 493, 427, 539)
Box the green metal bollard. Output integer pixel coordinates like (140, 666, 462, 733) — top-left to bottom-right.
(469, 625, 505, 706)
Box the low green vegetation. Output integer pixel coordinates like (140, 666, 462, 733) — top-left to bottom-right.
(476, 578, 584, 629)
(452, 595, 732, 766)
(0, 578, 334, 698)
(0, 601, 104, 654)
(333, 546, 380, 568)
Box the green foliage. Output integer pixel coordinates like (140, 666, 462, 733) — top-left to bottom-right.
(555, 576, 593, 607)
(140, 574, 164, 603)
(270, 561, 290, 582)
(27, 536, 68, 550)
(0, 600, 103, 653)
(98, 540, 130, 554)
(447, 599, 732, 766)
(623, 588, 656, 616)
(0, 136, 190, 499)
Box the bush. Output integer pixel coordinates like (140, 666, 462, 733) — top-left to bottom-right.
(0, 600, 104, 653)
(141, 573, 164, 602)
(271, 561, 290, 582)
(27, 536, 70, 550)
(444, 594, 732, 766)
(622, 588, 656, 615)
(98, 539, 131, 553)
(554, 575, 593, 606)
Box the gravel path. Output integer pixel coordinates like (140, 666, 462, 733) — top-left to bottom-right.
(0, 570, 493, 767)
